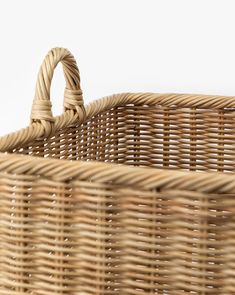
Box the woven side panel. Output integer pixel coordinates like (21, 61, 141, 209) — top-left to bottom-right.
(73, 181, 123, 295)
(0, 173, 35, 294)
(169, 190, 231, 294)
(0, 171, 234, 294)
(13, 105, 235, 173)
(0, 174, 124, 295)
(121, 188, 174, 295)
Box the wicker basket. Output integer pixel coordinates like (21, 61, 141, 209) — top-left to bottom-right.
(0, 47, 235, 295)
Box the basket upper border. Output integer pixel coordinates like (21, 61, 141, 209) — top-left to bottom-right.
(0, 151, 235, 194)
(1, 92, 235, 152)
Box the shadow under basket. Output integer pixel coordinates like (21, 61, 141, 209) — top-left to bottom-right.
(0, 47, 235, 295)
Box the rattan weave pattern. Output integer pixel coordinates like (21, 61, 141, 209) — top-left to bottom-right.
(0, 48, 235, 294)
(12, 103, 235, 172)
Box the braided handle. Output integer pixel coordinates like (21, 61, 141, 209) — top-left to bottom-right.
(30, 47, 84, 127)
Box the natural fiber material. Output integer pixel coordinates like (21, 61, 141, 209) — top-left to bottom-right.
(0, 48, 235, 294)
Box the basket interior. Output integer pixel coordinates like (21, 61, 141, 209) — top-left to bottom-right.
(12, 103, 235, 173)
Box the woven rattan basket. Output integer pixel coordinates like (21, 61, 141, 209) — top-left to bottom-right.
(0, 47, 235, 295)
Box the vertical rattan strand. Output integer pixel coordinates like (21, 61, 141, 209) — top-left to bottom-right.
(107, 110, 113, 162)
(96, 190, 106, 295)
(122, 107, 129, 165)
(224, 212, 235, 293)
(55, 184, 66, 294)
(93, 113, 99, 161)
(200, 194, 208, 295)
(64, 129, 70, 160)
(75, 125, 82, 160)
(150, 190, 157, 294)
(97, 114, 103, 161)
(133, 109, 140, 166)
(83, 122, 89, 161)
(71, 127, 78, 160)
(218, 111, 225, 172)
(77, 123, 84, 160)
(118, 188, 130, 295)
(163, 110, 170, 168)
(177, 111, 185, 171)
(59, 130, 64, 160)
(113, 108, 119, 163)
(15, 181, 28, 293)
(190, 108, 196, 170)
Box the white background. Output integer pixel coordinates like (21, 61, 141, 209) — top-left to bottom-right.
(0, 0, 235, 135)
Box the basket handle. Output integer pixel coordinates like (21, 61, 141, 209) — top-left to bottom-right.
(30, 47, 84, 131)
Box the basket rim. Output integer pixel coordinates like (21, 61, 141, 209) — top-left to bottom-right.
(0, 151, 234, 194)
(1, 91, 235, 152)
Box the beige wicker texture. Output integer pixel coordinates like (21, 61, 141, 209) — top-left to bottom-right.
(0, 48, 235, 294)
